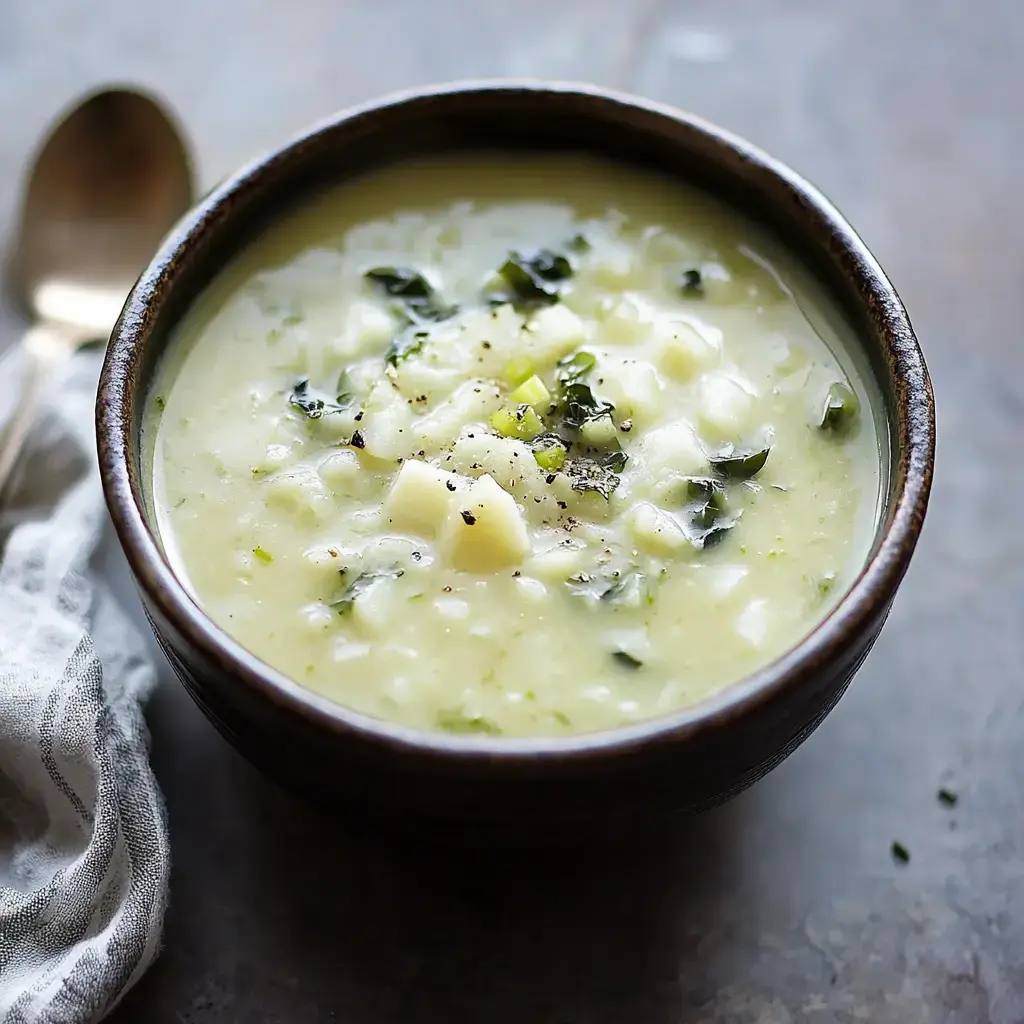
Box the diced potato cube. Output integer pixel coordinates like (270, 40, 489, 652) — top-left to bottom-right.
(351, 576, 398, 635)
(317, 450, 366, 498)
(579, 414, 618, 449)
(332, 300, 395, 360)
(697, 373, 756, 439)
(595, 358, 665, 429)
(524, 305, 586, 364)
(441, 474, 530, 572)
(654, 319, 718, 381)
(448, 431, 564, 521)
(383, 459, 461, 537)
(412, 380, 503, 453)
(360, 381, 414, 460)
(628, 420, 706, 503)
(600, 297, 649, 345)
(627, 502, 692, 555)
(589, 243, 637, 289)
(524, 544, 587, 582)
(265, 465, 333, 521)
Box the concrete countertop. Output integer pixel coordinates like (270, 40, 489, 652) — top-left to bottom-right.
(2, 1, 1021, 1020)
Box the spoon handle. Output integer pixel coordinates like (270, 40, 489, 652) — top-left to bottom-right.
(0, 323, 78, 500)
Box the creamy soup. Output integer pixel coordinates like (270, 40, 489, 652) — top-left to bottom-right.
(147, 154, 880, 738)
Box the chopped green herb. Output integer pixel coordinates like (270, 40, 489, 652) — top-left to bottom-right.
(820, 381, 860, 433)
(556, 350, 597, 386)
(680, 267, 704, 297)
(612, 650, 644, 670)
(491, 404, 545, 441)
(154, 396, 166, 412)
(330, 565, 404, 614)
(501, 355, 535, 387)
(891, 841, 910, 864)
(436, 708, 502, 735)
(252, 546, 273, 564)
(289, 378, 351, 419)
(385, 327, 429, 367)
(708, 443, 771, 480)
(601, 570, 648, 606)
(365, 266, 457, 323)
(552, 710, 572, 726)
(938, 788, 959, 808)
(567, 233, 591, 254)
(509, 374, 551, 409)
(566, 569, 654, 608)
(565, 458, 620, 499)
(818, 573, 837, 597)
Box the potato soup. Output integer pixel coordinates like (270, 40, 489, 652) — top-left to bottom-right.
(146, 154, 881, 738)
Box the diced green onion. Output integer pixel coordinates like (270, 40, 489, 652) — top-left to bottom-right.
(509, 374, 551, 409)
(490, 404, 545, 441)
(501, 356, 535, 387)
(533, 442, 567, 472)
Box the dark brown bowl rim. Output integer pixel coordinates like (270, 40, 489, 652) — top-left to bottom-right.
(98, 79, 935, 764)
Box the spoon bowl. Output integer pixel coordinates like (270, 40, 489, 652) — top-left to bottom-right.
(0, 86, 194, 493)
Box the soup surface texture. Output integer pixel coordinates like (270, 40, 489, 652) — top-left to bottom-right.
(148, 155, 880, 738)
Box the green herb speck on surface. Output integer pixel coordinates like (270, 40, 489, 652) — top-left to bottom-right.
(612, 650, 644, 670)
(252, 546, 273, 565)
(891, 841, 910, 864)
(330, 565, 404, 614)
(820, 380, 860, 433)
(289, 378, 351, 419)
(436, 708, 502, 735)
(680, 267, 704, 297)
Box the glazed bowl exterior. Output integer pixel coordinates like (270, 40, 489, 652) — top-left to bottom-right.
(97, 81, 934, 828)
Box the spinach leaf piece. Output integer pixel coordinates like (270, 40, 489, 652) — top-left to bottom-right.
(680, 267, 704, 297)
(556, 350, 597, 386)
(385, 327, 429, 367)
(566, 569, 649, 606)
(612, 650, 644, 670)
(365, 266, 457, 323)
(561, 382, 614, 430)
(289, 378, 351, 419)
(708, 443, 771, 480)
(330, 565, 404, 614)
(495, 249, 573, 306)
(681, 476, 740, 548)
(819, 381, 860, 433)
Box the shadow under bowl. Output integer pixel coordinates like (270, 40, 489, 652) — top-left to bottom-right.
(97, 80, 934, 832)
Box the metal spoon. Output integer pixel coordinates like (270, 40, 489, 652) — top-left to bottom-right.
(0, 86, 194, 495)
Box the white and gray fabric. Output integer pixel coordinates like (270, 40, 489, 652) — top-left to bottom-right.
(0, 347, 167, 1023)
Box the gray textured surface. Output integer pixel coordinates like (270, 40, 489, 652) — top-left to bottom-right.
(2, 1, 1022, 1021)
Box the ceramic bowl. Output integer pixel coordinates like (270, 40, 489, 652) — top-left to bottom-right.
(97, 81, 934, 829)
